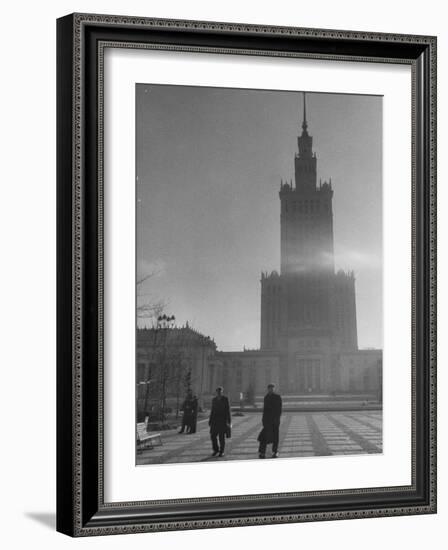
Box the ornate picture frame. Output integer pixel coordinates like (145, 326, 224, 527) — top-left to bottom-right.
(56, 13, 436, 536)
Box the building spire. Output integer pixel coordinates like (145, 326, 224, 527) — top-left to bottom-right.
(302, 92, 308, 133)
(295, 91, 315, 182)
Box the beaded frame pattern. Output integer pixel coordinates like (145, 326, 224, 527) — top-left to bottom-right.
(69, 13, 436, 536)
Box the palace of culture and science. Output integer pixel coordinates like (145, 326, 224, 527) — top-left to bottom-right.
(137, 94, 382, 411)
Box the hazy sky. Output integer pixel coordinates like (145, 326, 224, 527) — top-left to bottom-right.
(136, 84, 382, 351)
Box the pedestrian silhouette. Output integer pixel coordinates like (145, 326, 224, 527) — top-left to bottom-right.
(209, 386, 231, 457)
(257, 384, 282, 458)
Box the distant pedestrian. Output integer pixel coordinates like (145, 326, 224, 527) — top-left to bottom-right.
(179, 390, 194, 434)
(257, 384, 282, 458)
(209, 387, 231, 457)
(189, 394, 199, 433)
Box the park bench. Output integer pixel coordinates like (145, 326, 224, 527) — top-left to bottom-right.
(136, 422, 163, 452)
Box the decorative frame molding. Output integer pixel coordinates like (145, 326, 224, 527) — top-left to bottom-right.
(57, 13, 437, 536)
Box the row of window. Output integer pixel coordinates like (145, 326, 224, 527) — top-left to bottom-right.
(295, 359, 322, 391)
(266, 285, 281, 294)
(284, 200, 330, 214)
(208, 365, 273, 392)
(297, 339, 321, 349)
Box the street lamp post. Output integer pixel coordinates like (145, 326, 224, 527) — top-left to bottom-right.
(155, 314, 175, 422)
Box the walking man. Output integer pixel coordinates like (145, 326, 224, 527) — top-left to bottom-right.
(209, 386, 231, 457)
(189, 394, 199, 434)
(178, 390, 194, 434)
(258, 383, 282, 459)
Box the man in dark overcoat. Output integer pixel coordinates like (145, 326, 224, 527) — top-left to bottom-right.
(188, 394, 199, 434)
(258, 383, 282, 458)
(178, 390, 194, 434)
(209, 386, 231, 457)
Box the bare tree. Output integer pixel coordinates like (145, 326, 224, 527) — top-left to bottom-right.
(136, 270, 166, 322)
(141, 320, 201, 423)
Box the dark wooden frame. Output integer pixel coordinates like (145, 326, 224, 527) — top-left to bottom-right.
(57, 13, 437, 537)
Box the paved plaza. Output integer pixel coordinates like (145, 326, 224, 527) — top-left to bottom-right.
(137, 410, 382, 465)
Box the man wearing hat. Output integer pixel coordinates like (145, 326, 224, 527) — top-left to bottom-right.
(178, 390, 194, 434)
(209, 386, 231, 457)
(258, 383, 282, 458)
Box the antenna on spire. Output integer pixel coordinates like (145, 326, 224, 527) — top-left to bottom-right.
(302, 92, 308, 132)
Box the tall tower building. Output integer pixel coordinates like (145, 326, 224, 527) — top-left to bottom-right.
(280, 94, 334, 275)
(260, 93, 358, 392)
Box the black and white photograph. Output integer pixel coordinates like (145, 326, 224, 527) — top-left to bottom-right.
(135, 85, 383, 465)
(0, 0, 441, 545)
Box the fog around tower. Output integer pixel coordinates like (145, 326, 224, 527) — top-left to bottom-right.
(136, 85, 382, 351)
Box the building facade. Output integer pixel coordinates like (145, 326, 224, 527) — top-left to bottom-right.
(136, 325, 216, 419)
(259, 94, 359, 393)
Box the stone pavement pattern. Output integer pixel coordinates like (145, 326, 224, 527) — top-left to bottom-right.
(137, 411, 382, 465)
